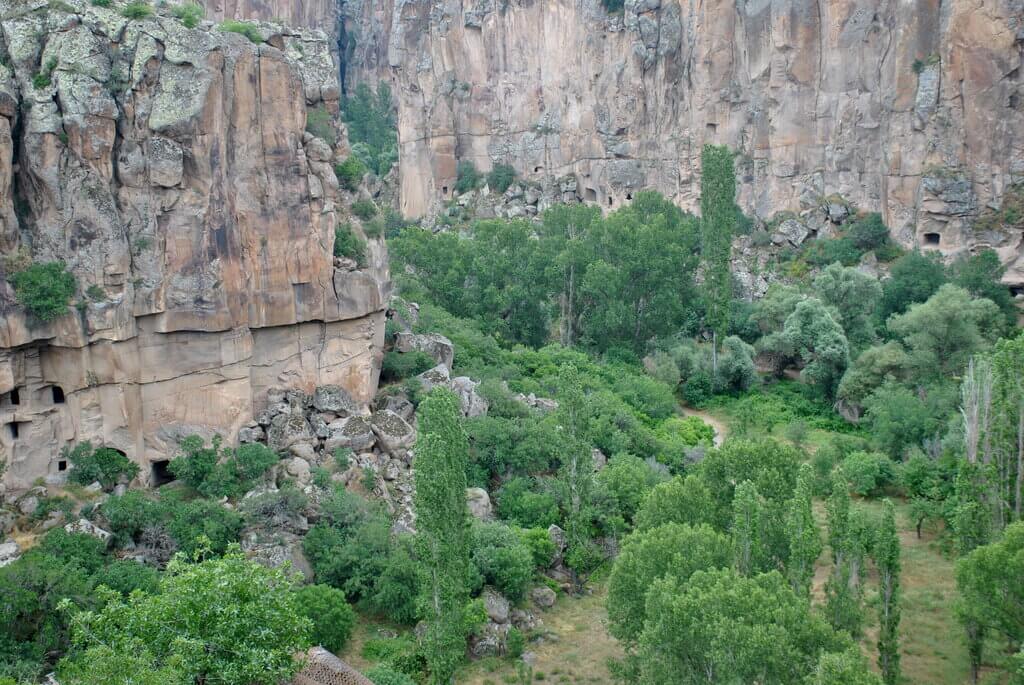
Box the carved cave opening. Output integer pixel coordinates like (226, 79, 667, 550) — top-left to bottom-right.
(150, 459, 175, 487)
(923, 232, 941, 246)
(51, 386, 65, 404)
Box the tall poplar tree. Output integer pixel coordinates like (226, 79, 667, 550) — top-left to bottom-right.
(786, 463, 822, 597)
(699, 144, 737, 368)
(732, 480, 762, 576)
(557, 365, 597, 592)
(414, 389, 473, 684)
(875, 500, 901, 685)
(825, 473, 864, 636)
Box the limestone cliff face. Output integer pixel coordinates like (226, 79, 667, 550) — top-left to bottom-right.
(342, 0, 1024, 285)
(0, 0, 389, 491)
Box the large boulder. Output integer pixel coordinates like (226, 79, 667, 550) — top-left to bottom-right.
(416, 364, 451, 393)
(466, 487, 493, 520)
(64, 518, 112, 544)
(324, 416, 376, 452)
(483, 587, 511, 624)
(267, 412, 315, 451)
(451, 376, 489, 417)
(240, 529, 313, 581)
(312, 385, 360, 416)
(395, 332, 455, 369)
(770, 218, 810, 246)
(531, 586, 557, 609)
(0, 540, 21, 568)
(370, 410, 417, 455)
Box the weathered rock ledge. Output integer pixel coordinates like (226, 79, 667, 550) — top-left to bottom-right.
(0, 0, 389, 491)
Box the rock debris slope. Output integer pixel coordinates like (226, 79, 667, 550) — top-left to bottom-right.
(0, 0, 389, 491)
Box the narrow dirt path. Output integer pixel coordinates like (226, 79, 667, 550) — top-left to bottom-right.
(680, 406, 728, 447)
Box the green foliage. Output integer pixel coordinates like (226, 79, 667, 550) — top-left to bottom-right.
(342, 83, 398, 176)
(845, 213, 891, 251)
(635, 475, 715, 531)
(699, 145, 737, 346)
(218, 20, 263, 44)
(351, 198, 378, 220)
(949, 248, 1019, 328)
(824, 474, 867, 637)
(334, 156, 367, 192)
(637, 568, 855, 684)
(334, 223, 368, 266)
(239, 483, 309, 527)
(455, 160, 481, 193)
(487, 163, 517, 193)
(803, 236, 864, 267)
(496, 477, 560, 529)
(98, 490, 163, 545)
(515, 527, 556, 569)
(876, 251, 947, 322)
(470, 521, 535, 600)
(840, 451, 896, 496)
(596, 453, 665, 526)
(163, 497, 244, 556)
(168, 436, 278, 499)
(600, 0, 624, 10)
(9, 260, 77, 322)
(608, 522, 731, 646)
(874, 500, 901, 685)
(780, 298, 850, 399)
(365, 666, 417, 685)
(90, 560, 161, 596)
(786, 464, 821, 598)
(170, 2, 204, 28)
(65, 442, 140, 490)
(956, 521, 1024, 648)
(121, 1, 153, 19)
(381, 350, 434, 382)
(814, 262, 882, 351)
(731, 480, 764, 575)
(90, 0, 111, 5)
(33, 57, 57, 89)
(414, 389, 474, 682)
(294, 584, 356, 653)
(60, 547, 311, 685)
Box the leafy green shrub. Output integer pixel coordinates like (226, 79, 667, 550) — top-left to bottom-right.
(595, 454, 665, 525)
(803, 236, 863, 267)
(334, 223, 367, 266)
(91, 560, 160, 596)
(365, 666, 417, 685)
(351, 199, 378, 220)
(487, 163, 517, 194)
(306, 105, 335, 145)
(168, 436, 278, 499)
(170, 2, 204, 28)
(9, 261, 77, 321)
(846, 213, 890, 251)
(98, 490, 163, 545)
(455, 160, 481, 194)
(32, 57, 57, 89)
(682, 368, 713, 407)
(505, 627, 525, 658)
(162, 496, 244, 555)
(218, 19, 263, 43)
(496, 477, 560, 529)
(38, 529, 107, 574)
(516, 527, 556, 569)
(841, 451, 896, 496)
(239, 484, 309, 527)
(65, 442, 140, 490)
(294, 584, 356, 653)
(90, 0, 111, 6)
(380, 350, 434, 382)
(334, 156, 367, 192)
(470, 521, 535, 600)
(120, 1, 152, 19)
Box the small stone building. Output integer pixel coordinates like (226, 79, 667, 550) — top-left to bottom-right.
(292, 647, 375, 685)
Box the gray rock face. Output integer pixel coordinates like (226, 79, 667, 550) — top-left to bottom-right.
(395, 332, 455, 369)
(451, 376, 489, 417)
(324, 416, 377, 453)
(312, 385, 360, 416)
(531, 586, 557, 609)
(268, 413, 316, 452)
(483, 587, 511, 624)
(0, 540, 20, 567)
(370, 410, 417, 456)
(416, 364, 452, 393)
(466, 487, 493, 520)
(771, 219, 810, 246)
(64, 518, 112, 544)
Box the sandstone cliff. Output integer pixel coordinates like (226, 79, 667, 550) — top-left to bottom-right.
(0, 0, 389, 491)
(341, 0, 1024, 287)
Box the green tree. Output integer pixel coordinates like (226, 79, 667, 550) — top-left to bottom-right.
(731, 480, 763, 576)
(825, 473, 864, 637)
(807, 651, 883, 685)
(607, 523, 731, 646)
(634, 474, 715, 531)
(595, 453, 664, 525)
(836, 341, 910, 412)
(556, 366, 598, 591)
(781, 298, 850, 399)
(537, 204, 602, 346)
(60, 546, 311, 685)
(294, 584, 357, 654)
(956, 522, 1024, 657)
(876, 250, 947, 322)
(699, 145, 737, 363)
(988, 332, 1024, 525)
(950, 248, 1018, 328)
(874, 500, 901, 685)
(637, 568, 854, 684)
(342, 82, 398, 176)
(413, 389, 474, 684)
(814, 262, 882, 351)
(786, 464, 822, 598)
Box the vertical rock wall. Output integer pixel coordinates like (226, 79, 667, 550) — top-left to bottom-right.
(0, 0, 389, 491)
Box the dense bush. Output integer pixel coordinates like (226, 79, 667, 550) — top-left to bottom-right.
(455, 160, 481, 193)
(351, 199, 378, 220)
(294, 584, 356, 653)
(380, 350, 434, 382)
(845, 213, 890, 251)
(470, 521, 535, 600)
(98, 490, 163, 545)
(365, 665, 417, 685)
(90, 560, 160, 596)
(596, 454, 665, 525)
(840, 451, 896, 496)
(9, 261, 77, 322)
(171, 2, 204, 28)
(334, 157, 367, 192)
(496, 477, 560, 529)
(486, 163, 517, 193)
(168, 436, 278, 499)
(120, 1, 152, 19)
(516, 527, 556, 568)
(65, 442, 140, 490)
(163, 497, 244, 555)
(334, 223, 367, 266)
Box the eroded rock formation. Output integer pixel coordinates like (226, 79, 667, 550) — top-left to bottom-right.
(341, 0, 1024, 285)
(0, 0, 388, 492)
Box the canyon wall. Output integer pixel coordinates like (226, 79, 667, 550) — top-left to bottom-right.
(341, 0, 1024, 286)
(0, 0, 388, 491)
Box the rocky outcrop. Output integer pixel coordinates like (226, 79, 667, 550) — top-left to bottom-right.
(342, 0, 1024, 287)
(0, 1, 389, 492)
